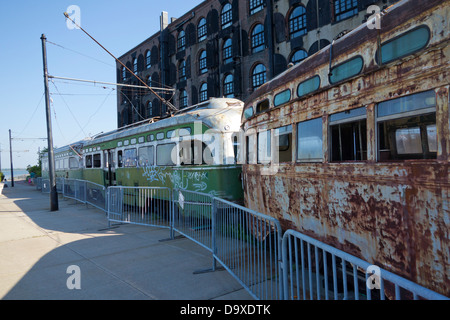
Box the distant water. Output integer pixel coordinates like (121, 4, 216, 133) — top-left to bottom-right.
(1, 169, 30, 181)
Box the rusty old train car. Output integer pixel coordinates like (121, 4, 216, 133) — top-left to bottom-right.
(241, 0, 449, 296)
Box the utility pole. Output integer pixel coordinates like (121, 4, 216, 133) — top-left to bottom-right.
(41, 34, 58, 211)
(9, 130, 14, 187)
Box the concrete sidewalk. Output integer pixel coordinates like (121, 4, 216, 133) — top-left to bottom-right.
(0, 180, 253, 300)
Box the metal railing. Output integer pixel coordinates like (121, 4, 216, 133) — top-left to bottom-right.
(282, 229, 449, 300)
(107, 186, 172, 229)
(32, 177, 449, 300)
(212, 197, 283, 300)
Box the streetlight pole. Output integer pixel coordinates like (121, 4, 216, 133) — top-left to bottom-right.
(41, 34, 58, 211)
(9, 130, 14, 187)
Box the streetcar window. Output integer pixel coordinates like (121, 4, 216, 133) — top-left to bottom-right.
(377, 90, 436, 161)
(167, 130, 174, 138)
(256, 99, 270, 114)
(157, 143, 176, 166)
(297, 118, 323, 161)
(274, 89, 291, 107)
(257, 130, 271, 164)
(297, 75, 320, 98)
(147, 134, 154, 142)
(123, 148, 137, 167)
(329, 56, 363, 84)
(118, 151, 123, 167)
(179, 140, 210, 165)
(376, 26, 430, 65)
(244, 107, 254, 119)
(138, 146, 154, 167)
(69, 157, 79, 169)
(93, 153, 101, 168)
(85, 155, 92, 168)
(329, 107, 367, 162)
(275, 125, 292, 162)
(156, 132, 165, 140)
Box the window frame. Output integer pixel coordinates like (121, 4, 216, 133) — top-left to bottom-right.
(145, 50, 151, 69)
(297, 117, 323, 162)
(223, 74, 234, 98)
(334, 0, 358, 22)
(251, 23, 265, 54)
(199, 50, 207, 74)
(289, 6, 307, 39)
(221, 3, 233, 29)
(249, 0, 264, 15)
(177, 30, 186, 52)
(252, 63, 266, 90)
(197, 18, 207, 42)
(223, 38, 233, 64)
(199, 83, 208, 102)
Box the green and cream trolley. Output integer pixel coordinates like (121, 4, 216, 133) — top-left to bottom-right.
(42, 98, 245, 205)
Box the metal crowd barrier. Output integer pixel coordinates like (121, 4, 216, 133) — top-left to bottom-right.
(212, 197, 283, 300)
(107, 186, 171, 229)
(282, 229, 449, 300)
(32, 178, 448, 300)
(172, 189, 214, 253)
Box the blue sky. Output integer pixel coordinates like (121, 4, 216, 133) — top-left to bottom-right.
(0, 0, 202, 170)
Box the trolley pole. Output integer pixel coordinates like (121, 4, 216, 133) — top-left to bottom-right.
(41, 34, 58, 211)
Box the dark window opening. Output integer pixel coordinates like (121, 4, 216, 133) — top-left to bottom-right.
(331, 120, 367, 161)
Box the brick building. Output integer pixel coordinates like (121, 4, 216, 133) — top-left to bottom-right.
(116, 0, 397, 127)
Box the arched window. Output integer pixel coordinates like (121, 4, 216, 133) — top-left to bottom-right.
(199, 83, 208, 102)
(249, 0, 264, 15)
(223, 38, 233, 64)
(290, 49, 308, 64)
(179, 89, 188, 108)
(199, 50, 207, 74)
(252, 63, 266, 90)
(221, 3, 232, 29)
(122, 66, 126, 81)
(251, 24, 265, 53)
(147, 101, 153, 117)
(198, 18, 207, 42)
(289, 6, 307, 39)
(177, 30, 186, 52)
(223, 74, 234, 98)
(133, 58, 138, 74)
(145, 50, 151, 69)
(334, 0, 358, 22)
(147, 76, 152, 87)
(178, 60, 186, 81)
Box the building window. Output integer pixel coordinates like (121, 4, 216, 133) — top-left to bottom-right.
(178, 60, 186, 81)
(329, 107, 367, 161)
(334, 0, 358, 22)
(146, 50, 151, 69)
(250, 0, 264, 15)
(290, 49, 308, 65)
(221, 3, 233, 29)
(223, 74, 234, 98)
(147, 101, 153, 117)
(177, 30, 186, 52)
(199, 50, 207, 74)
(289, 6, 307, 39)
(179, 89, 188, 108)
(252, 63, 266, 90)
(223, 38, 233, 64)
(199, 83, 208, 102)
(251, 23, 265, 53)
(133, 58, 138, 74)
(147, 76, 152, 87)
(122, 66, 126, 81)
(198, 18, 207, 42)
